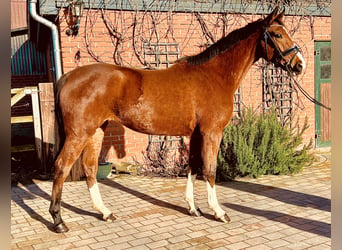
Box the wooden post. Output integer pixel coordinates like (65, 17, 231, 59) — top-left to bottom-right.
(38, 83, 56, 174)
(11, 88, 25, 107)
(11, 87, 41, 153)
(30, 87, 44, 170)
(11, 116, 33, 123)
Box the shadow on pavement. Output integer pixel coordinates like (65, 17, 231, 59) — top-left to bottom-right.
(11, 181, 102, 233)
(224, 202, 330, 238)
(99, 178, 214, 220)
(218, 179, 330, 238)
(219, 180, 330, 212)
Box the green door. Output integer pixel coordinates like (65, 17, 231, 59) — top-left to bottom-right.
(314, 41, 331, 147)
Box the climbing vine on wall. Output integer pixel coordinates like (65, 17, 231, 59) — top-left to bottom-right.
(56, 0, 330, 67)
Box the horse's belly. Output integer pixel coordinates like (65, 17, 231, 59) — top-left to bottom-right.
(118, 103, 195, 136)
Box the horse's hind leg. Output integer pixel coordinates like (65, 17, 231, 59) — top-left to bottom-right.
(82, 127, 116, 222)
(49, 136, 88, 233)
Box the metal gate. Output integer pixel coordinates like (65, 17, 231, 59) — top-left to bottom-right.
(233, 87, 241, 119)
(143, 42, 180, 69)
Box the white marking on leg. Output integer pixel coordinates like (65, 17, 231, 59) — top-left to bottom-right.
(206, 181, 226, 218)
(89, 181, 113, 220)
(185, 173, 197, 215)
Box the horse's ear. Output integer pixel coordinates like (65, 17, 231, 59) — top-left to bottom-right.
(264, 6, 279, 25)
(277, 8, 285, 21)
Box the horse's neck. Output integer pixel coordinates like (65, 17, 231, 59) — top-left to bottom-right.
(206, 30, 261, 92)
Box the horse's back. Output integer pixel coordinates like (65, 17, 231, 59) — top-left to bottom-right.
(57, 62, 229, 136)
(57, 63, 195, 136)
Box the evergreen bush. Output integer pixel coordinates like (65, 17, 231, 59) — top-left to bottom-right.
(217, 107, 314, 181)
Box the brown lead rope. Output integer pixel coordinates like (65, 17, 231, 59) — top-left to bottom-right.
(285, 65, 332, 111)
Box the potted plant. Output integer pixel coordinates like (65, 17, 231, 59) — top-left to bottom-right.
(96, 162, 113, 179)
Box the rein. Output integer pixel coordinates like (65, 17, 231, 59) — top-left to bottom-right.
(286, 66, 331, 111)
(263, 25, 331, 111)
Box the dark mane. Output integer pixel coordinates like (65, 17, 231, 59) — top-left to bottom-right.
(178, 19, 264, 66)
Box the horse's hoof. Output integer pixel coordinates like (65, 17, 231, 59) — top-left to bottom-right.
(215, 213, 231, 223)
(104, 213, 116, 222)
(189, 207, 203, 217)
(54, 222, 69, 233)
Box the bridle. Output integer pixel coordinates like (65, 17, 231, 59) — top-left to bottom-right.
(263, 24, 300, 70)
(262, 24, 331, 111)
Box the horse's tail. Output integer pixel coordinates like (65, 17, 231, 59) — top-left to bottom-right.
(54, 73, 68, 160)
(53, 72, 85, 180)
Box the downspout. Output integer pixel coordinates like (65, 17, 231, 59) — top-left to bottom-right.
(29, 0, 62, 81)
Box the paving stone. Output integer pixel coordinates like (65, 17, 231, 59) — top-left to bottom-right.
(245, 244, 272, 250)
(265, 238, 290, 248)
(129, 236, 153, 247)
(56, 235, 82, 245)
(226, 241, 250, 250)
(88, 240, 114, 249)
(167, 241, 192, 249)
(71, 237, 98, 247)
(107, 242, 131, 250)
(147, 239, 169, 249)
(207, 231, 230, 240)
(11, 158, 331, 249)
(168, 234, 191, 244)
(205, 239, 231, 248)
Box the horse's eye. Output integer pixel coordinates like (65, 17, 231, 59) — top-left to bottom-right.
(274, 33, 282, 39)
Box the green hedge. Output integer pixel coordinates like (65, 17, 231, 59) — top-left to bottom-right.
(217, 107, 314, 181)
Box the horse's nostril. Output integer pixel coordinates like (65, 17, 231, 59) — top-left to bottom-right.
(295, 63, 303, 73)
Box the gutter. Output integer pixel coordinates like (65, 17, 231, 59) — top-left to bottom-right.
(29, 0, 62, 81)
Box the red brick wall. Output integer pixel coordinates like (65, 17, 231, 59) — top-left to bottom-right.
(57, 10, 331, 164)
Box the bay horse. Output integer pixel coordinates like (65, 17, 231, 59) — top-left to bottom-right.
(50, 6, 305, 233)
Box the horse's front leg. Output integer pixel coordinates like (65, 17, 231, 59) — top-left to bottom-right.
(185, 172, 204, 217)
(185, 130, 203, 217)
(202, 131, 231, 223)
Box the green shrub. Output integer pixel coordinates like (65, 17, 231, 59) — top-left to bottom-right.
(217, 107, 314, 181)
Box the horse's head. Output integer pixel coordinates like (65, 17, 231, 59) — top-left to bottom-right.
(260, 7, 305, 75)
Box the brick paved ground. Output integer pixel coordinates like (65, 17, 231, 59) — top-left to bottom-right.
(11, 153, 331, 249)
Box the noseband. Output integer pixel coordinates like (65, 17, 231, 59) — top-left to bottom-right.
(263, 25, 300, 69)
